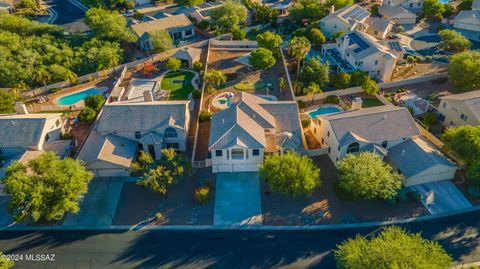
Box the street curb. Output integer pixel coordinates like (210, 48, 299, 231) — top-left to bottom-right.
(2, 205, 480, 232)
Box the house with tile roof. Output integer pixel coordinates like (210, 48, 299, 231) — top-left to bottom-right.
(208, 92, 304, 173)
(173, 47, 201, 68)
(320, 30, 398, 81)
(453, 0, 480, 41)
(131, 14, 195, 51)
(378, 5, 418, 25)
(319, 4, 370, 38)
(310, 105, 456, 186)
(437, 90, 480, 127)
(380, 0, 424, 13)
(77, 97, 191, 177)
(365, 17, 394, 39)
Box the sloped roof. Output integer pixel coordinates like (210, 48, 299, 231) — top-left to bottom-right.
(337, 31, 396, 59)
(441, 90, 480, 120)
(131, 14, 193, 37)
(319, 106, 420, 143)
(0, 113, 60, 148)
(209, 92, 303, 150)
(96, 101, 189, 133)
(378, 5, 417, 19)
(366, 17, 393, 33)
(174, 47, 202, 61)
(454, 10, 480, 22)
(322, 4, 370, 25)
(474, 0, 480, 10)
(388, 137, 455, 177)
(77, 132, 138, 168)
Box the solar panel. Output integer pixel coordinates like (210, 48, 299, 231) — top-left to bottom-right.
(341, 6, 369, 22)
(388, 41, 402, 52)
(349, 32, 370, 53)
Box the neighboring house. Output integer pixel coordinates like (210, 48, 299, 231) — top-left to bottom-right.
(131, 14, 195, 51)
(264, 0, 292, 16)
(173, 47, 201, 68)
(189, 2, 224, 23)
(0, 103, 70, 183)
(77, 100, 191, 177)
(437, 90, 480, 127)
(321, 31, 397, 81)
(378, 5, 417, 25)
(380, 0, 424, 13)
(0, 1, 12, 12)
(208, 92, 304, 173)
(319, 4, 370, 38)
(453, 0, 480, 41)
(310, 104, 456, 186)
(365, 17, 394, 39)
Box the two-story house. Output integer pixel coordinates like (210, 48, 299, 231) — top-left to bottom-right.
(380, 0, 424, 13)
(437, 90, 480, 127)
(310, 104, 456, 186)
(208, 92, 304, 173)
(453, 0, 480, 42)
(319, 4, 370, 38)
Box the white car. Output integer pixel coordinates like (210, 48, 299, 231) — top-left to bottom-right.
(124, 10, 135, 17)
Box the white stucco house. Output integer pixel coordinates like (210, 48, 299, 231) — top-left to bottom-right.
(437, 90, 480, 127)
(453, 0, 480, 41)
(321, 31, 398, 81)
(380, 0, 424, 13)
(365, 17, 394, 39)
(309, 104, 456, 186)
(208, 92, 304, 173)
(319, 4, 370, 38)
(378, 5, 418, 25)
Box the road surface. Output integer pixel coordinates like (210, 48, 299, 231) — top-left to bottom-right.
(0, 209, 479, 268)
(44, 0, 86, 25)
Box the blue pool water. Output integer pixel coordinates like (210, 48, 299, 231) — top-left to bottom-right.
(57, 88, 102, 106)
(262, 96, 276, 101)
(308, 106, 342, 118)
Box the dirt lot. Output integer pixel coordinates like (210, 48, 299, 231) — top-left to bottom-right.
(392, 62, 448, 81)
(262, 155, 427, 225)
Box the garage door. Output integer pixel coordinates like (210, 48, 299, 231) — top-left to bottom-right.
(95, 168, 130, 177)
(232, 163, 259, 172)
(216, 164, 232, 173)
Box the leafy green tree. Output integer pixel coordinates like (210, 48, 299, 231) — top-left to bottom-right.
(138, 149, 190, 194)
(249, 48, 276, 70)
(79, 107, 97, 123)
(32, 66, 52, 88)
(175, 0, 203, 6)
(442, 3, 455, 17)
(424, 0, 445, 19)
(75, 38, 123, 73)
(150, 30, 173, 53)
(131, 150, 154, 173)
(300, 57, 329, 87)
(457, 0, 473, 10)
(193, 61, 203, 72)
(290, 0, 327, 23)
(250, 2, 279, 24)
(279, 77, 286, 96)
(350, 70, 369, 86)
(0, 252, 14, 269)
(308, 28, 326, 46)
(448, 50, 480, 90)
(326, 0, 353, 9)
(362, 77, 379, 96)
(0, 91, 15, 114)
(204, 69, 227, 90)
(442, 125, 480, 180)
(84, 94, 105, 112)
(406, 55, 416, 66)
(231, 27, 246, 40)
(210, 0, 248, 32)
(256, 31, 283, 57)
(259, 152, 321, 197)
(423, 111, 438, 127)
(1, 152, 93, 223)
(438, 29, 471, 52)
(166, 57, 182, 71)
(303, 82, 322, 102)
(0, 12, 62, 36)
(330, 72, 351, 89)
(85, 8, 137, 43)
(288, 36, 311, 78)
(335, 226, 452, 269)
(337, 152, 403, 200)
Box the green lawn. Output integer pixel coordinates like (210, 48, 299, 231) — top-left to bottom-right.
(160, 70, 195, 100)
(234, 81, 266, 91)
(362, 97, 384, 108)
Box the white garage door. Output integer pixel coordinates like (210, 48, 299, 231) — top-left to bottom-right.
(216, 164, 232, 173)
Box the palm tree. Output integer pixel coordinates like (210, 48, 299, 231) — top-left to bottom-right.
(279, 77, 286, 96)
(64, 69, 78, 84)
(32, 67, 52, 91)
(204, 69, 227, 90)
(292, 80, 302, 95)
(287, 36, 311, 79)
(11, 81, 27, 99)
(303, 82, 322, 103)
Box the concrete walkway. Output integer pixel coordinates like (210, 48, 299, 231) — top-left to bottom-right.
(214, 172, 262, 225)
(411, 180, 472, 215)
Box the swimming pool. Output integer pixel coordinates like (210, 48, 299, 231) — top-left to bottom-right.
(57, 88, 102, 106)
(308, 106, 342, 118)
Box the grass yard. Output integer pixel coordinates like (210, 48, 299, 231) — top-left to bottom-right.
(362, 97, 384, 108)
(161, 70, 195, 100)
(234, 81, 266, 91)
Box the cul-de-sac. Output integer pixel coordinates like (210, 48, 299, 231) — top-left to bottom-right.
(0, 0, 479, 267)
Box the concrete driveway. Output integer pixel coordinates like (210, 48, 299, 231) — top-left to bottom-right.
(214, 172, 262, 225)
(63, 178, 126, 226)
(410, 180, 472, 215)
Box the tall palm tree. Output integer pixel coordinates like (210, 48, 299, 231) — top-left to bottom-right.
(303, 82, 322, 103)
(204, 69, 227, 90)
(11, 81, 27, 99)
(279, 77, 286, 96)
(64, 69, 78, 84)
(32, 67, 52, 91)
(287, 36, 311, 79)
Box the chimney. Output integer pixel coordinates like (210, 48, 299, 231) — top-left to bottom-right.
(143, 90, 153, 102)
(14, 102, 29, 114)
(329, 5, 335, 14)
(351, 97, 362, 110)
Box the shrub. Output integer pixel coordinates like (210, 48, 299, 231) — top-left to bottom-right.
(250, 27, 260, 35)
(423, 111, 438, 127)
(297, 100, 305, 109)
(193, 61, 203, 72)
(195, 186, 211, 204)
(78, 107, 97, 124)
(199, 110, 212, 122)
(301, 118, 311, 128)
(84, 94, 105, 111)
(155, 212, 163, 220)
(425, 55, 433, 62)
(232, 27, 246, 40)
(197, 20, 210, 31)
(325, 95, 340, 104)
(192, 89, 201, 99)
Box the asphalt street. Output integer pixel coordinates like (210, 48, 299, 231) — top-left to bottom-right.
(44, 0, 86, 25)
(0, 209, 479, 269)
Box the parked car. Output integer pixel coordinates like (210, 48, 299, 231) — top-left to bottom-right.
(123, 9, 135, 17)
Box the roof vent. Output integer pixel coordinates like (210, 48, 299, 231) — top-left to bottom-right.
(222, 118, 225, 124)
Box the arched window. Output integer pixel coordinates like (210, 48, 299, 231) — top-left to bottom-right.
(347, 142, 360, 154)
(164, 128, 177, 138)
